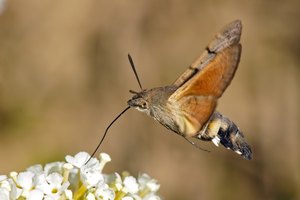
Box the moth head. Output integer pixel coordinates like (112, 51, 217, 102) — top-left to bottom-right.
(127, 90, 151, 115)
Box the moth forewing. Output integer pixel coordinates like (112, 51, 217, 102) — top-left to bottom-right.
(172, 20, 242, 88)
(208, 20, 242, 53)
(170, 44, 241, 100)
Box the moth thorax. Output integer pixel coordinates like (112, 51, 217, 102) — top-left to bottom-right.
(149, 102, 180, 133)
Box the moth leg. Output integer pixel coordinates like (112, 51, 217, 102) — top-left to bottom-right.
(183, 136, 210, 153)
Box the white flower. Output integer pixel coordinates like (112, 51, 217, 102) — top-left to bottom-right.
(27, 164, 43, 175)
(81, 166, 104, 188)
(94, 183, 115, 200)
(44, 162, 64, 176)
(0, 152, 161, 199)
(86, 192, 96, 200)
(0, 175, 7, 182)
(0, 176, 11, 198)
(99, 153, 111, 173)
(17, 171, 35, 190)
(0, 178, 18, 199)
(0, 187, 9, 200)
(143, 194, 161, 200)
(80, 157, 103, 188)
(64, 189, 73, 199)
(4, 178, 18, 199)
(36, 172, 69, 200)
(27, 189, 44, 200)
(105, 173, 123, 191)
(14, 171, 42, 198)
(65, 152, 91, 168)
(123, 176, 139, 194)
(138, 174, 160, 192)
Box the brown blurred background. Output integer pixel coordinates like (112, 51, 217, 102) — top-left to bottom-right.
(0, 0, 299, 199)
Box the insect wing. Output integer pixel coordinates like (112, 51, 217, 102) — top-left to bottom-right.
(168, 20, 242, 136)
(172, 20, 242, 88)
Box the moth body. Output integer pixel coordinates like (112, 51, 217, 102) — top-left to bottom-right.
(127, 20, 252, 160)
(128, 89, 252, 160)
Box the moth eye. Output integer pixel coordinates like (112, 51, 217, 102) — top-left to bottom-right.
(141, 102, 147, 109)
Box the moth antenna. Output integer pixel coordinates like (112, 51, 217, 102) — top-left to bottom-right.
(128, 54, 143, 91)
(86, 106, 131, 164)
(183, 137, 210, 153)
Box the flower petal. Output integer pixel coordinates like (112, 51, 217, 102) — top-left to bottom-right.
(17, 171, 34, 190)
(123, 176, 139, 194)
(28, 189, 44, 200)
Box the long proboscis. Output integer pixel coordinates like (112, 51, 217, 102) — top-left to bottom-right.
(86, 106, 131, 164)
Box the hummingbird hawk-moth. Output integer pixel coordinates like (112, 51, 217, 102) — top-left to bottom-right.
(89, 20, 252, 162)
(127, 20, 252, 160)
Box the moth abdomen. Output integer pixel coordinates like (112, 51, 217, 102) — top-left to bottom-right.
(197, 111, 252, 160)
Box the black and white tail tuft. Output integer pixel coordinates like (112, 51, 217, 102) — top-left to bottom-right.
(197, 111, 252, 160)
(217, 121, 252, 160)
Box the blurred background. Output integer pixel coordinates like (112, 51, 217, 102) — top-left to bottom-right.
(0, 0, 299, 199)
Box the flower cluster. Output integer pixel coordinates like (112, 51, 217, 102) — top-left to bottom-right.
(0, 152, 161, 200)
